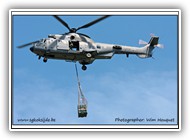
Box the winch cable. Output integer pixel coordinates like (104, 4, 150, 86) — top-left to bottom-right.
(74, 63, 87, 108)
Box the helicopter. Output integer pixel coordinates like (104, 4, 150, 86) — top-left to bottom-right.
(17, 15, 163, 71)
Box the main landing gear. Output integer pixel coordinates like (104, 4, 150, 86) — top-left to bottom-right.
(43, 57, 47, 63)
(82, 65, 87, 71)
(37, 55, 47, 63)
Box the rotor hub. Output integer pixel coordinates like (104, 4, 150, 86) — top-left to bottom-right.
(70, 28, 77, 33)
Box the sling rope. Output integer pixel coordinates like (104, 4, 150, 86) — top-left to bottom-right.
(75, 63, 87, 109)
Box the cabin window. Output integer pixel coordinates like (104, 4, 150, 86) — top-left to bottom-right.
(97, 46, 101, 49)
(70, 35, 75, 40)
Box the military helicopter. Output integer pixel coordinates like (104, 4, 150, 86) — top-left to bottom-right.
(17, 15, 163, 70)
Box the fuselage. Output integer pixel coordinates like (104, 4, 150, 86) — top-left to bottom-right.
(30, 33, 149, 65)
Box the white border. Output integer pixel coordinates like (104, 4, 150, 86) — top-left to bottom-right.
(11, 125, 179, 132)
(9, 9, 181, 131)
(11, 9, 179, 15)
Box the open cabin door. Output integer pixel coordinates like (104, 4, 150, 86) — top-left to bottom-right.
(69, 41, 79, 51)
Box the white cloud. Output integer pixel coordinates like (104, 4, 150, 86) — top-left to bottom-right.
(12, 67, 178, 125)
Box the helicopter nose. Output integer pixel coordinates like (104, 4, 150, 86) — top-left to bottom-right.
(30, 47, 34, 52)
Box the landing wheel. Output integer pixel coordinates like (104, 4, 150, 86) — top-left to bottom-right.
(82, 65, 87, 71)
(43, 57, 47, 63)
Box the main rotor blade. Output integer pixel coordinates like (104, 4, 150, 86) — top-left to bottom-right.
(76, 15, 110, 31)
(53, 15, 71, 31)
(17, 40, 39, 48)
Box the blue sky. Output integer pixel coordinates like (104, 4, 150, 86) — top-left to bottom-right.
(12, 14, 178, 125)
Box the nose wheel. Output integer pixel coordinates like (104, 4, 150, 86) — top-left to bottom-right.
(82, 65, 87, 71)
(38, 56, 41, 60)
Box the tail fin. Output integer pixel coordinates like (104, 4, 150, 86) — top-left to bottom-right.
(149, 36, 159, 48)
(137, 36, 160, 58)
(147, 36, 159, 55)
